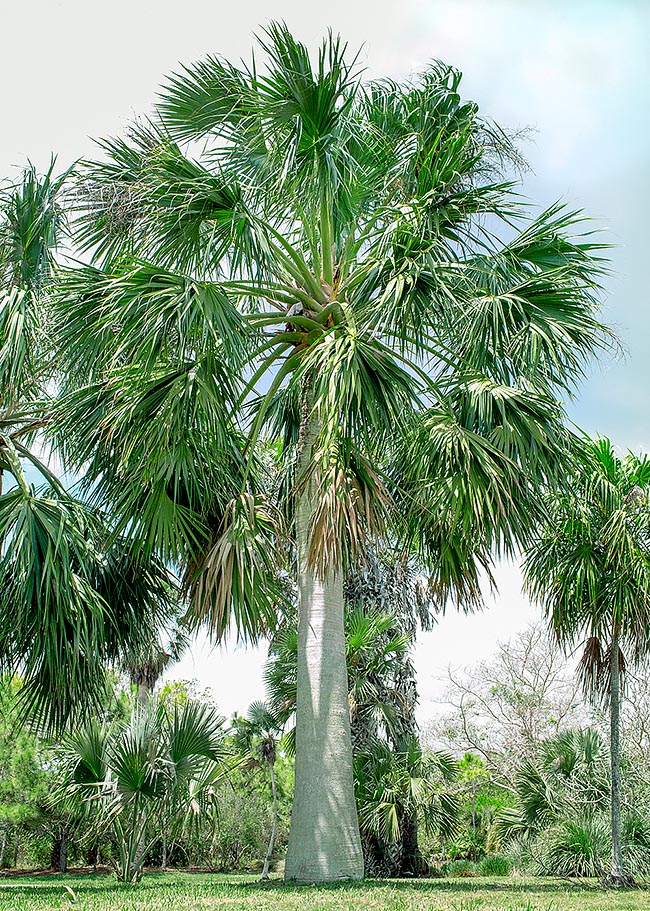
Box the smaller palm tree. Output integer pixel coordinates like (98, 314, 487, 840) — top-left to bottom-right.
(55, 699, 230, 882)
(232, 701, 284, 880)
(124, 618, 190, 705)
(266, 606, 411, 753)
(524, 438, 650, 885)
(354, 737, 460, 877)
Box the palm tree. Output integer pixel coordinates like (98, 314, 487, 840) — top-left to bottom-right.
(0, 163, 180, 730)
(53, 25, 609, 880)
(124, 617, 190, 706)
(232, 701, 285, 880)
(524, 438, 650, 885)
(55, 699, 230, 882)
(344, 547, 434, 742)
(0, 159, 69, 499)
(344, 547, 435, 871)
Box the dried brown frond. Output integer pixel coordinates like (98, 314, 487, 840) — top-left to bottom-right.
(578, 636, 606, 701)
(305, 456, 392, 576)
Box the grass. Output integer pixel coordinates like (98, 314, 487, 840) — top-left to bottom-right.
(0, 873, 647, 911)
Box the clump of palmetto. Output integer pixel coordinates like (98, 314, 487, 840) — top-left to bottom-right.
(494, 728, 650, 879)
(53, 699, 231, 882)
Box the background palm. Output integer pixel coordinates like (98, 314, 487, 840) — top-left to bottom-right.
(265, 604, 412, 752)
(124, 615, 190, 705)
(354, 737, 460, 877)
(0, 164, 180, 729)
(524, 437, 650, 884)
(231, 701, 284, 880)
(53, 24, 609, 880)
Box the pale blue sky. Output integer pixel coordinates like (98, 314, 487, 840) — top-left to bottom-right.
(3, 0, 648, 718)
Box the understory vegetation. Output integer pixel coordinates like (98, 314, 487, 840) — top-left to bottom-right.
(3, 620, 650, 883)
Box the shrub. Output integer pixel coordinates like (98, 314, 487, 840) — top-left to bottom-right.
(209, 789, 279, 872)
(427, 862, 449, 878)
(533, 816, 609, 878)
(623, 813, 650, 876)
(479, 853, 511, 876)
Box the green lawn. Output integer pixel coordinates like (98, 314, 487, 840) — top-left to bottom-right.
(1, 873, 647, 911)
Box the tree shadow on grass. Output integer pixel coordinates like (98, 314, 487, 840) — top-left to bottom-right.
(4, 874, 648, 900)
(248, 876, 649, 896)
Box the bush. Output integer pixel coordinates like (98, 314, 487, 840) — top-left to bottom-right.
(209, 789, 279, 872)
(533, 816, 609, 878)
(479, 853, 511, 876)
(427, 862, 449, 878)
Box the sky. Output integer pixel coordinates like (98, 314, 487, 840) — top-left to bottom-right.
(4, 0, 648, 721)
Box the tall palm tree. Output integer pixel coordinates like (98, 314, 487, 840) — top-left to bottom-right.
(53, 25, 609, 880)
(524, 438, 650, 886)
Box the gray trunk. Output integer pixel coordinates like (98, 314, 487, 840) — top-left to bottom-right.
(609, 629, 625, 881)
(284, 407, 364, 883)
(59, 827, 68, 874)
(261, 761, 278, 880)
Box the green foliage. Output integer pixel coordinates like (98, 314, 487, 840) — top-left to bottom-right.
(54, 22, 611, 637)
(208, 788, 278, 872)
(524, 439, 650, 880)
(54, 699, 232, 882)
(354, 738, 460, 860)
(0, 25, 612, 877)
(479, 854, 511, 876)
(0, 678, 48, 865)
(524, 439, 650, 698)
(533, 815, 610, 878)
(446, 858, 479, 877)
(0, 163, 182, 732)
(494, 727, 650, 878)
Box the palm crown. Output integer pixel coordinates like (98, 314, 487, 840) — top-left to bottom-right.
(55, 25, 609, 609)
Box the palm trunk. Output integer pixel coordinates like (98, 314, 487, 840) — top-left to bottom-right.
(400, 812, 424, 876)
(607, 629, 631, 885)
(58, 826, 68, 874)
(284, 406, 364, 883)
(261, 761, 278, 880)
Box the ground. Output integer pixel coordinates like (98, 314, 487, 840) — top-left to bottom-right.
(1, 873, 648, 911)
